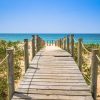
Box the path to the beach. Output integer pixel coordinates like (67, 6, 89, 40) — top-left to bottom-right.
(12, 46, 93, 100)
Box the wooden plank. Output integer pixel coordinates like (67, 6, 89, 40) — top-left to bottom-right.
(22, 79, 86, 83)
(12, 93, 93, 100)
(18, 85, 89, 90)
(23, 74, 83, 77)
(20, 82, 87, 86)
(15, 89, 91, 96)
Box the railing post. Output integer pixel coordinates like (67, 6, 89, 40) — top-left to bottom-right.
(61, 39, 62, 48)
(59, 39, 60, 47)
(58, 40, 59, 47)
(24, 39, 29, 72)
(67, 35, 69, 52)
(55, 41, 56, 46)
(64, 37, 67, 50)
(49, 41, 50, 46)
(36, 35, 39, 52)
(61, 38, 63, 49)
(42, 39, 44, 48)
(39, 38, 41, 49)
(50, 41, 51, 46)
(60, 39, 61, 48)
(91, 49, 98, 100)
(40, 38, 42, 48)
(32, 35, 35, 58)
(52, 40, 53, 46)
(57, 40, 58, 47)
(38, 37, 41, 50)
(6, 48, 14, 100)
(70, 34, 74, 57)
(47, 41, 48, 46)
(78, 38, 82, 71)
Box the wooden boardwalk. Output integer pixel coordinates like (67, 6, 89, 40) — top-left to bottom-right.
(12, 46, 93, 100)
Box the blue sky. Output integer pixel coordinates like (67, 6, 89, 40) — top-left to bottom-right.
(0, 0, 100, 33)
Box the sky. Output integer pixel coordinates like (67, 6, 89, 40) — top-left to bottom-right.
(0, 0, 100, 33)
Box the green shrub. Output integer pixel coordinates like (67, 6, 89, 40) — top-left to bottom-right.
(0, 40, 23, 99)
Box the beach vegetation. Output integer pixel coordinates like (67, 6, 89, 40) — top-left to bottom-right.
(0, 40, 23, 99)
(74, 43, 100, 85)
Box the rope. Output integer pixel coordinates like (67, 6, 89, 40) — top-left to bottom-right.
(74, 38, 78, 42)
(14, 42, 26, 53)
(81, 42, 91, 54)
(96, 55, 100, 62)
(0, 54, 9, 66)
(19, 42, 26, 48)
(82, 73, 91, 83)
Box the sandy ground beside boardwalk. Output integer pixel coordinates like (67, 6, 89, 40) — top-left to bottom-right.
(15, 41, 32, 89)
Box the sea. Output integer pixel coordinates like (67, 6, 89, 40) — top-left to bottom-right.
(0, 33, 100, 44)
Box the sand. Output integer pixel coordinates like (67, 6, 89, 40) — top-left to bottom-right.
(15, 41, 32, 89)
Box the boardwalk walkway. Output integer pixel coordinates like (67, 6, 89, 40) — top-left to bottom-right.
(12, 46, 93, 100)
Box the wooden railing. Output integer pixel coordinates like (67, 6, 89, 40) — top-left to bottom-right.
(0, 35, 45, 100)
(55, 34, 100, 100)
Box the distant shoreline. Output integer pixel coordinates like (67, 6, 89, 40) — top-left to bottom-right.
(0, 34, 100, 44)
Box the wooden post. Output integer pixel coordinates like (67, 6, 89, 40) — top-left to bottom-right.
(64, 37, 67, 50)
(63, 38, 64, 49)
(57, 40, 59, 47)
(67, 36, 69, 52)
(24, 39, 29, 72)
(91, 49, 98, 100)
(59, 40, 60, 47)
(61, 38, 63, 49)
(78, 38, 82, 71)
(36, 35, 39, 52)
(38, 36, 40, 50)
(57, 40, 58, 47)
(39, 37, 41, 50)
(70, 34, 74, 57)
(40, 38, 42, 48)
(43, 40, 45, 47)
(52, 40, 53, 46)
(39, 38, 41, 49)
(60, 39, 61, 48)
(6, 48, 14, 100)
(50, 41, 51, 46)
(55, 41, 56, 46)
(32, 35, 35, 58)
(47, 41, 48, 46)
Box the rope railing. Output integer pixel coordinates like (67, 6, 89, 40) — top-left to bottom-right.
(14, 42, 26, 53)
(74, 38, 78, 43)
(0, 54, 9, 66)
(81, 42, 91, 84)
(82, 73, 91, 83)
(96, 55, 100, 62)
(81, 42, 91, 54)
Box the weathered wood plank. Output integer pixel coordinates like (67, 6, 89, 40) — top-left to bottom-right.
(15, 89, 91, 96)
(22, 79, 86, 83)
(18, 84, 90, 91)
(12, 93, 93, 100)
